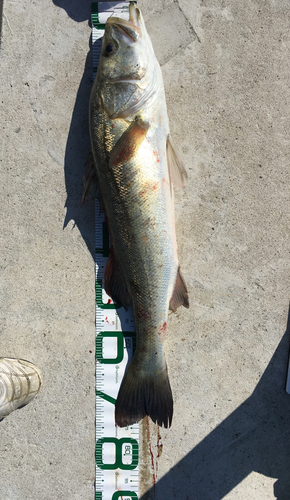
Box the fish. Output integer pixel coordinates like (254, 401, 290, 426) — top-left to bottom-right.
(83, 3, 189, 428)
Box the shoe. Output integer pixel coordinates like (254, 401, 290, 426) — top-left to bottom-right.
(0, 358, 43, 420)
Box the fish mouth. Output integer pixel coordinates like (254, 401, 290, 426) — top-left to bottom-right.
(128, 2, 141, 27)
(106, 4, 142, 42)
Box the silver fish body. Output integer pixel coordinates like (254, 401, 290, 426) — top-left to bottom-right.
(85, 4, 189, 428)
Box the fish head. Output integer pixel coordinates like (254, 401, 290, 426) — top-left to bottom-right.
(97, 3, 153, 83)
(92, 4, 161, 119)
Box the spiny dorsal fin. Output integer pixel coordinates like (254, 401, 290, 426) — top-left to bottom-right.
(81, 150, 99, 206)
(169, 266, 189, 312)
(167, 135, 188, 188)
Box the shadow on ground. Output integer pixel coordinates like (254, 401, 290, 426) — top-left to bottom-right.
(53, 2, 290, 499)
(140, 305, 290, 500)
(53, 0, 95, 258)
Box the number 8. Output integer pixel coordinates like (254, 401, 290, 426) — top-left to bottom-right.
(96, 438, 139, 470)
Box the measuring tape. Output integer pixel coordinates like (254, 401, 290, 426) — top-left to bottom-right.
(92, 3, 139, 500)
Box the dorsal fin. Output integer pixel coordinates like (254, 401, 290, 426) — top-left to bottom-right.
(81, 150, 99, 206)
(167, 136, 188, 188)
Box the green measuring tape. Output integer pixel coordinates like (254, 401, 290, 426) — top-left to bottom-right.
(92, 4, 139, 499)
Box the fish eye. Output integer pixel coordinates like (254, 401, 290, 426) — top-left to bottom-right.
(104, 43, 116, 56)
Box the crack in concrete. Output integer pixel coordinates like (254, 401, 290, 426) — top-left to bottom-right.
(158, 0, 201, 67)
(160, 38, 195, 67)
(0, 0, 3, 45)
(173, 0, 201, 44)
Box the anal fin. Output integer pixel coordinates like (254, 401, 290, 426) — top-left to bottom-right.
(104, 247, 131, 311)
(169, 266, 189, 312)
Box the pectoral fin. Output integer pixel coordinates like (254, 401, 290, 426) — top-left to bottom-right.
(169, 266, 189, 312)
(109, 117, 149, 169)
(167, 136, 188, 188)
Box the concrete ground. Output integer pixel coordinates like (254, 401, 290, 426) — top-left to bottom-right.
(1, 0, 290, 499)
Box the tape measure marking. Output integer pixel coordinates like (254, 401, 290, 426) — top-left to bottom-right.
(92, 3, 139, 499)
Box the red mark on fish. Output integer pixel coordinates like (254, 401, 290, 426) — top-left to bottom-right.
(158, 322, 167, 340)
(153, 149, 160, 162)
(137, 306, 152, 321)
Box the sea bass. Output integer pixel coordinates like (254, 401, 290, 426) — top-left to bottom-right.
(83, 3, 189, 428)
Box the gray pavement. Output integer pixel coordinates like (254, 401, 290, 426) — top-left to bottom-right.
(1, 0, 290, 499)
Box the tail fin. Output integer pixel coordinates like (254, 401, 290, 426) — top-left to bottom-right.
(115, 362, 173, 428)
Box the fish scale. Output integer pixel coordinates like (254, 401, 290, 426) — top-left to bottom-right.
(88, 0, 189, 428)
(92, 4, 140, 500)
(90, 1, 189, 497)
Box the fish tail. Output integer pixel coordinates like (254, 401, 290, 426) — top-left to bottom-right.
(115, 362, 173, 428)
